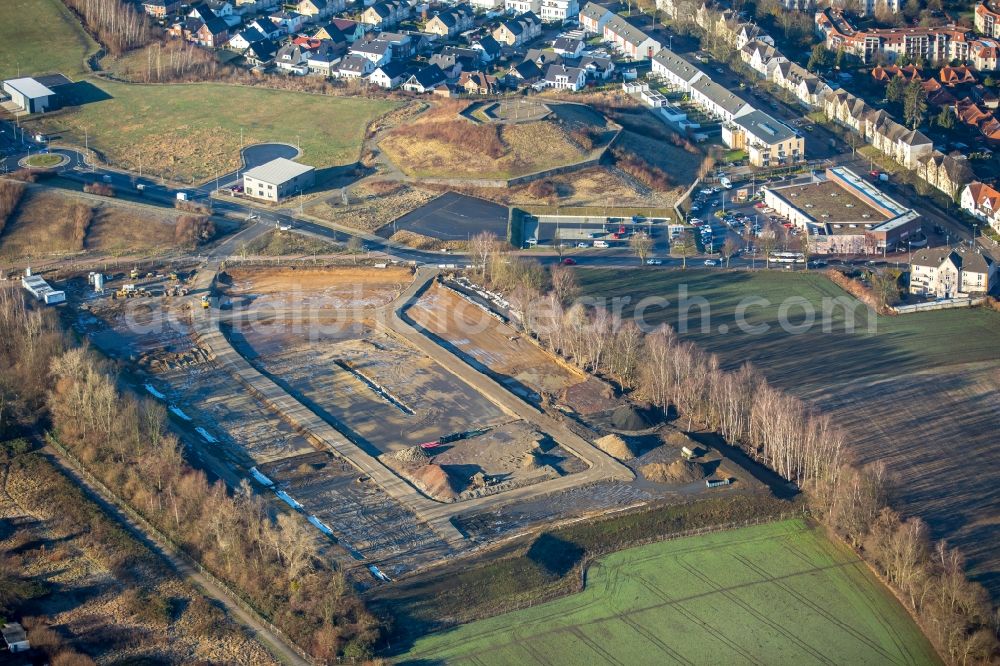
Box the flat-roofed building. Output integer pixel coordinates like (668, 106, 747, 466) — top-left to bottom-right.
(723, 110, 803, 167)
(2, 77, 56, 114)
(243, 158, 315, 202)
(764, 167, 919, 255)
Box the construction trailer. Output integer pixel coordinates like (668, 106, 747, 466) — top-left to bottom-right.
(21, 273, 65, 305)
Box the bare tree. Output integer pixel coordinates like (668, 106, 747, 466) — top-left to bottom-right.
(721, 237, 740, 268)
(672, 230, 696, 269)
(470, 231, 500, 279)
(630, 232, 654, 265)
(549, 264, 578, 305)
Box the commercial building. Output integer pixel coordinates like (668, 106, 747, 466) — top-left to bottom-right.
(723, 110, 803, 167)
(21, 272, 65, 305)
(2, 77, 56, 114)
(243, 158, 315, 202)
(764, 167, 920, 255)
(816, 9, 977, 66)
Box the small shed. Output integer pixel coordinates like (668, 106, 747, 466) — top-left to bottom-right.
(1, 622, 30, 653)
(2, 77, 55, 113)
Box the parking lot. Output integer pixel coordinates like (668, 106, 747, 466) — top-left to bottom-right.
(379, 191, 509, 241)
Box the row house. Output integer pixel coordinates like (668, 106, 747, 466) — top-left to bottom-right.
(360, 0, 410, 28)
(915, 151, 974, 199)
(823, 90, 933, 169)
(603, 14, 661, 60)
(579, 1, 612, 34)
(689, 76, 753, 122)
(493, 12, 542, 46)
(651, 47, 704, 91)
(740, 40, 785, 77)
(426, 4, 475, 37)
(770, 60, 831, 107)
(870, 64, 921, 82)
(961, 181, 1000, 232)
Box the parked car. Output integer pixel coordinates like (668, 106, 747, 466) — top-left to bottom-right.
(561, 258, 576, 265)
(646, 258, 663, 265)
(704, 259, 718, 266)
(577, 242, 589, 248)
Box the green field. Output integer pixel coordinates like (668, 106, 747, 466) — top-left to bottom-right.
(0, 0, 97, 81)
(400, 520, 939, 665)
(576, 269, 1000, 390)
(30, 80, 397, 184)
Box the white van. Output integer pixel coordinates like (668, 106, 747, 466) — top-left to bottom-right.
(593, 240, 609, 248)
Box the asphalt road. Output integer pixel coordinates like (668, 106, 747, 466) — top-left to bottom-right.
(382, 191, 509, 241)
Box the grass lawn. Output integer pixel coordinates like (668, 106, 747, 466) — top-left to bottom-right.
(400, 520, 939, 665)
(575, 269, 1000, 390)
(30, 80, 397, 184)
(0, 0, 97, 81)
(24, 153, 64, 168)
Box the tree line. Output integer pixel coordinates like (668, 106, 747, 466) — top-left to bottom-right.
(0, 286, 380, 662)
(467, 232, 998, 664)
(63, 0, 152, 55)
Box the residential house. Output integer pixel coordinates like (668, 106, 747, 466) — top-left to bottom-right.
(961, 180, 1000, 231)
(204, 0, 235, 16)
(651, 48, 704, 92)
(579, 54, 614, 79)
(909, 245, 996, 297)
(248, 18, 283, 40)
(870, 64, 921, 82)
(471, 0, 503, 9)
(402, 64, 448, 92)
(244, 38, 278, 65)
(579, 1, 612, 35)
(972, 83, 1000, 108)
(770, 60, 827, 106)
(378, 31, 417, 59)
(143, 0, 182, 18)
(306, 42, 343, 75)
(493, 12, 542, 46)
(194, 16, 231, 47)
(459, 70, 501, 94)
(507, 58, 543, 84)
(603, 14, 660, 60)
(350, 39, 394, 66)
(296, 0, 333, 19)
(922, 78, 957, 107)
(315, 20, 362, 43)
(723, 110, 803, 167)
(337, 53, 376, 77)
(975, 0, 1000, 39)
(940, 65, 977, 86)
(361, 0, 410, 28)
(506, 0, 542, 14)
(270, 10, 306, 35)
(370, 61, 410, 88)
(552, 36, 584, 56)
(524, 47, 562, 68)
(916, 151, 973, 198)
(471, 34, 503, 62)
(734, 23, 773, 50)
(275, 44, 310, 74)
(228, 27, 266, 50)
(689, 76, 753, 122)
(540, 0, 579, 22)
(544, 63, 586, 90)
(741, 39, 785, 77)
(430, 52, 466, 78)
(426, 4, 476, 37)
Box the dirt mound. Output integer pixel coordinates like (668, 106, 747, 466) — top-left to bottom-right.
(610, 404, 654, 431)
(521, 450, 543, 470)
(594, 434, 634, 461)
(387, 445, 430, 464)
(411, 463, 457, 501)
(641, 459, 707, 484)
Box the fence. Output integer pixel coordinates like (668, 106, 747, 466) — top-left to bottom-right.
(514, 204, 676, 218)
(45, 435, 321, 666)
(893, 296, 985, 314)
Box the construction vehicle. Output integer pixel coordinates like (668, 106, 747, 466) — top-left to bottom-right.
(200, 295, 210, 309)
(129, 267, 139, 280)
(116, 284, 137, 298)
(168, 272, 179, 281)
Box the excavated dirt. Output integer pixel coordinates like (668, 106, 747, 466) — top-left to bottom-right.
(640, 459, 707, 484)
(593, 434, 634, 461)
(388, 445, 432, 464)
(411, 463, 458, 502)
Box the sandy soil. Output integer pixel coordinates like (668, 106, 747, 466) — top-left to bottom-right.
(306, 183, 438, 233)
(409, 283, 587, 398)
(224, 266, 414, 310)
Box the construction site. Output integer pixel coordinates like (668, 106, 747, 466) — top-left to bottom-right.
(63, 262, 763, 580)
